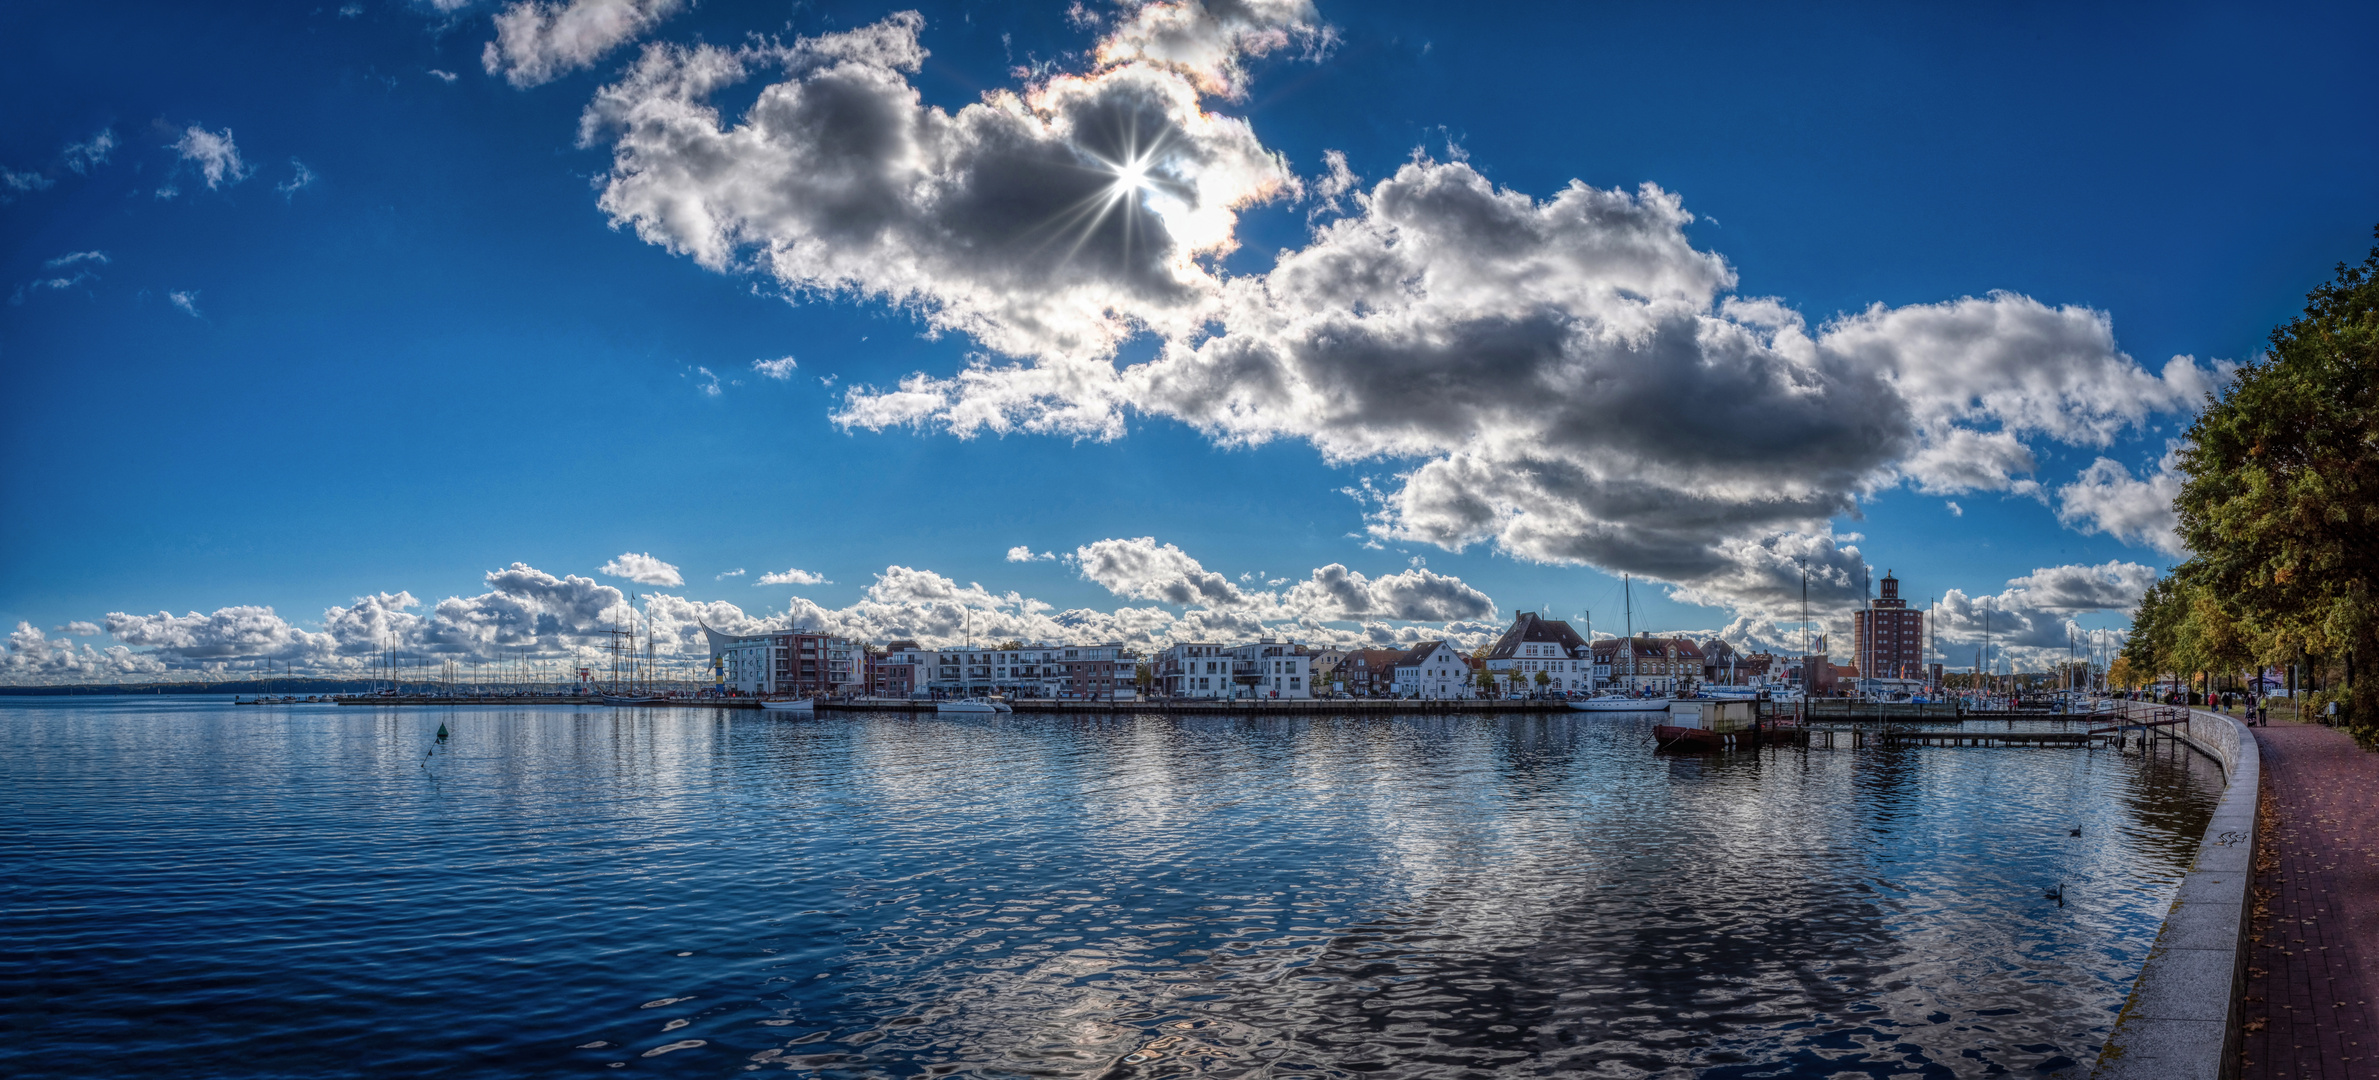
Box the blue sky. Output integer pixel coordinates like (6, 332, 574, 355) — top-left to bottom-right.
(2, 0, 2373, 681)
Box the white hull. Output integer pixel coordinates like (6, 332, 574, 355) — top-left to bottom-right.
(937, 700, 997, 714)
(759, 698, 815, 713)
(1569, 697, 1668, 712)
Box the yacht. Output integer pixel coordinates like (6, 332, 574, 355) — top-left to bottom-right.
(759, 697, 815, 714)
(936, 698, 1000, 715)
(1570, 695, 1668, 712)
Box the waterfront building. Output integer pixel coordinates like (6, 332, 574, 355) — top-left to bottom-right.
(1590, 636, 1703, 694)
(1484, 611, 1591, 693)
(1334, 648, 1405, 696)
(1305, 647, 1348, 695)
(923, 645, 1108, 698)
(1057, 643, 1137, 699)
(1852, 571, 1930, 682)
(702, 626, 864, 696)
(868, 640, 932, 697)
(1153, 640, 1311, 698)
(1231, 640, 1312, 699)
(1390, 641, 1471, 698)
(1156, 642, 1231, 697)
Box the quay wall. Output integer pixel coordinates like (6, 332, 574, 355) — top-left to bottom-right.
(336, 696, 1573, 715)
(2094, 708, 2259, 1080)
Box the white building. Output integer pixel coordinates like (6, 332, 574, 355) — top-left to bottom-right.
(1157, 642, 1230, 697)
(1391, 640, 1472, 699)
(908, 643, 1137, 699)
(1482, 611, 1592, 694)
(701, 626, 863, 696)
(1156, 639, 1313, 699)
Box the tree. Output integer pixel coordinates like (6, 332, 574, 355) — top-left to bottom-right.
(2172, 225, 2379, 729)
(1474, 666, 1499, 696)
(1533, 669, 1553, 691)
(2108, 655, 2140, 691)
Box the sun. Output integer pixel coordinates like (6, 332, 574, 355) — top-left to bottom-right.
(1110, 154, 1153, 194)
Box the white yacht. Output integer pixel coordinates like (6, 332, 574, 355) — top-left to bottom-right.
(759, 697, 815, 714)
(936, 698, 999, 715)
(1570, 696, 1668, 712)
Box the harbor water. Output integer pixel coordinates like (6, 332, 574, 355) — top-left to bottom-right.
(0, 697, 2224, 1078)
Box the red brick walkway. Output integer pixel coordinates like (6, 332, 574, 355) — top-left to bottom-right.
(2242, 717, 2379, 1078)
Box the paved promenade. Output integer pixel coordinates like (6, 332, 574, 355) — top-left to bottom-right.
(2241, 718, 2379, 1079)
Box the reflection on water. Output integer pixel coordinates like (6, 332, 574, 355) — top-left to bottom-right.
(0, 699, 2221, 1078)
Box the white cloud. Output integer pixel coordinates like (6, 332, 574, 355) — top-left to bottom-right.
(716, 567, 746, 579)
(1073, 536, 1249, 607)
(1945, 501, 1962, 517)
(599, 551, 683, 586)
(63, 128, 115, 174)
(56, 621, 102, 636)
(756, 567, 830, 586)
(565, 8, 2219, 621)
(482, 0, 686, 88)
(1, 166, 52, 196)
(429, 68, 460, 83)
(1006, 545, 1057, 562)
(46, 251, 109, 269)
(277, 159, 317, 198)
(1, 622, 163, 683)
(1278, 562, 1495, 622)
(1931, 561, 2156, 670)
(168, 290, 202, 317)
(106, 605, 333, 659)
(693, 364, 720, 396)
(752, 356, 798, 379)
(579, 9, 1300, 393)
(173, 126, 250, 189)
(2056, 451, 2184, 557)
(340, 3, 362, 16)
(1089, 0, 1333, 100)
(3, 547, 1504, 684)
(93, 4, 2197, 677)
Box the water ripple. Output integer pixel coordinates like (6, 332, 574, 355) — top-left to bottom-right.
(0, 699, 2218, 1078)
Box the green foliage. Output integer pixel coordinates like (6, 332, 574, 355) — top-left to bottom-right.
(2161, 225, 2379, 730)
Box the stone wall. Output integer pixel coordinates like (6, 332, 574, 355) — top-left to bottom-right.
(2094, 709, 2258, 1080)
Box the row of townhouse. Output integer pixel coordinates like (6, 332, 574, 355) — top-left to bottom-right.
(1315, 640, 1475, 699)
(701, 615, 1791, 701)
(701, 625, 1137, 699)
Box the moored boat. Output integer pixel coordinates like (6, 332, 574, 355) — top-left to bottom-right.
(937, 698, 998, 714)
(1570, 696, 1667, 712)
(759, 697, 815, 713)
(1654, 698, 1792, 750)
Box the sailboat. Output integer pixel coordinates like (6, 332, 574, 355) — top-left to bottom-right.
(1573, 575, 1662, 712)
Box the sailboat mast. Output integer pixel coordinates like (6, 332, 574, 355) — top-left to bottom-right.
(1622, 575, 1634, 689)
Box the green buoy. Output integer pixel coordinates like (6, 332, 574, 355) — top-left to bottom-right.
(435, 723, 449, 741)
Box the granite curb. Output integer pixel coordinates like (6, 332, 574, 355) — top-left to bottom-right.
(2095, 708, 2259, 1080)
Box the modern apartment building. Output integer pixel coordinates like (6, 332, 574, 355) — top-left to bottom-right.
(701, 626, 864, 696)
(921, 644, 1135, 699)
(1155, 640, 1312, 698)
